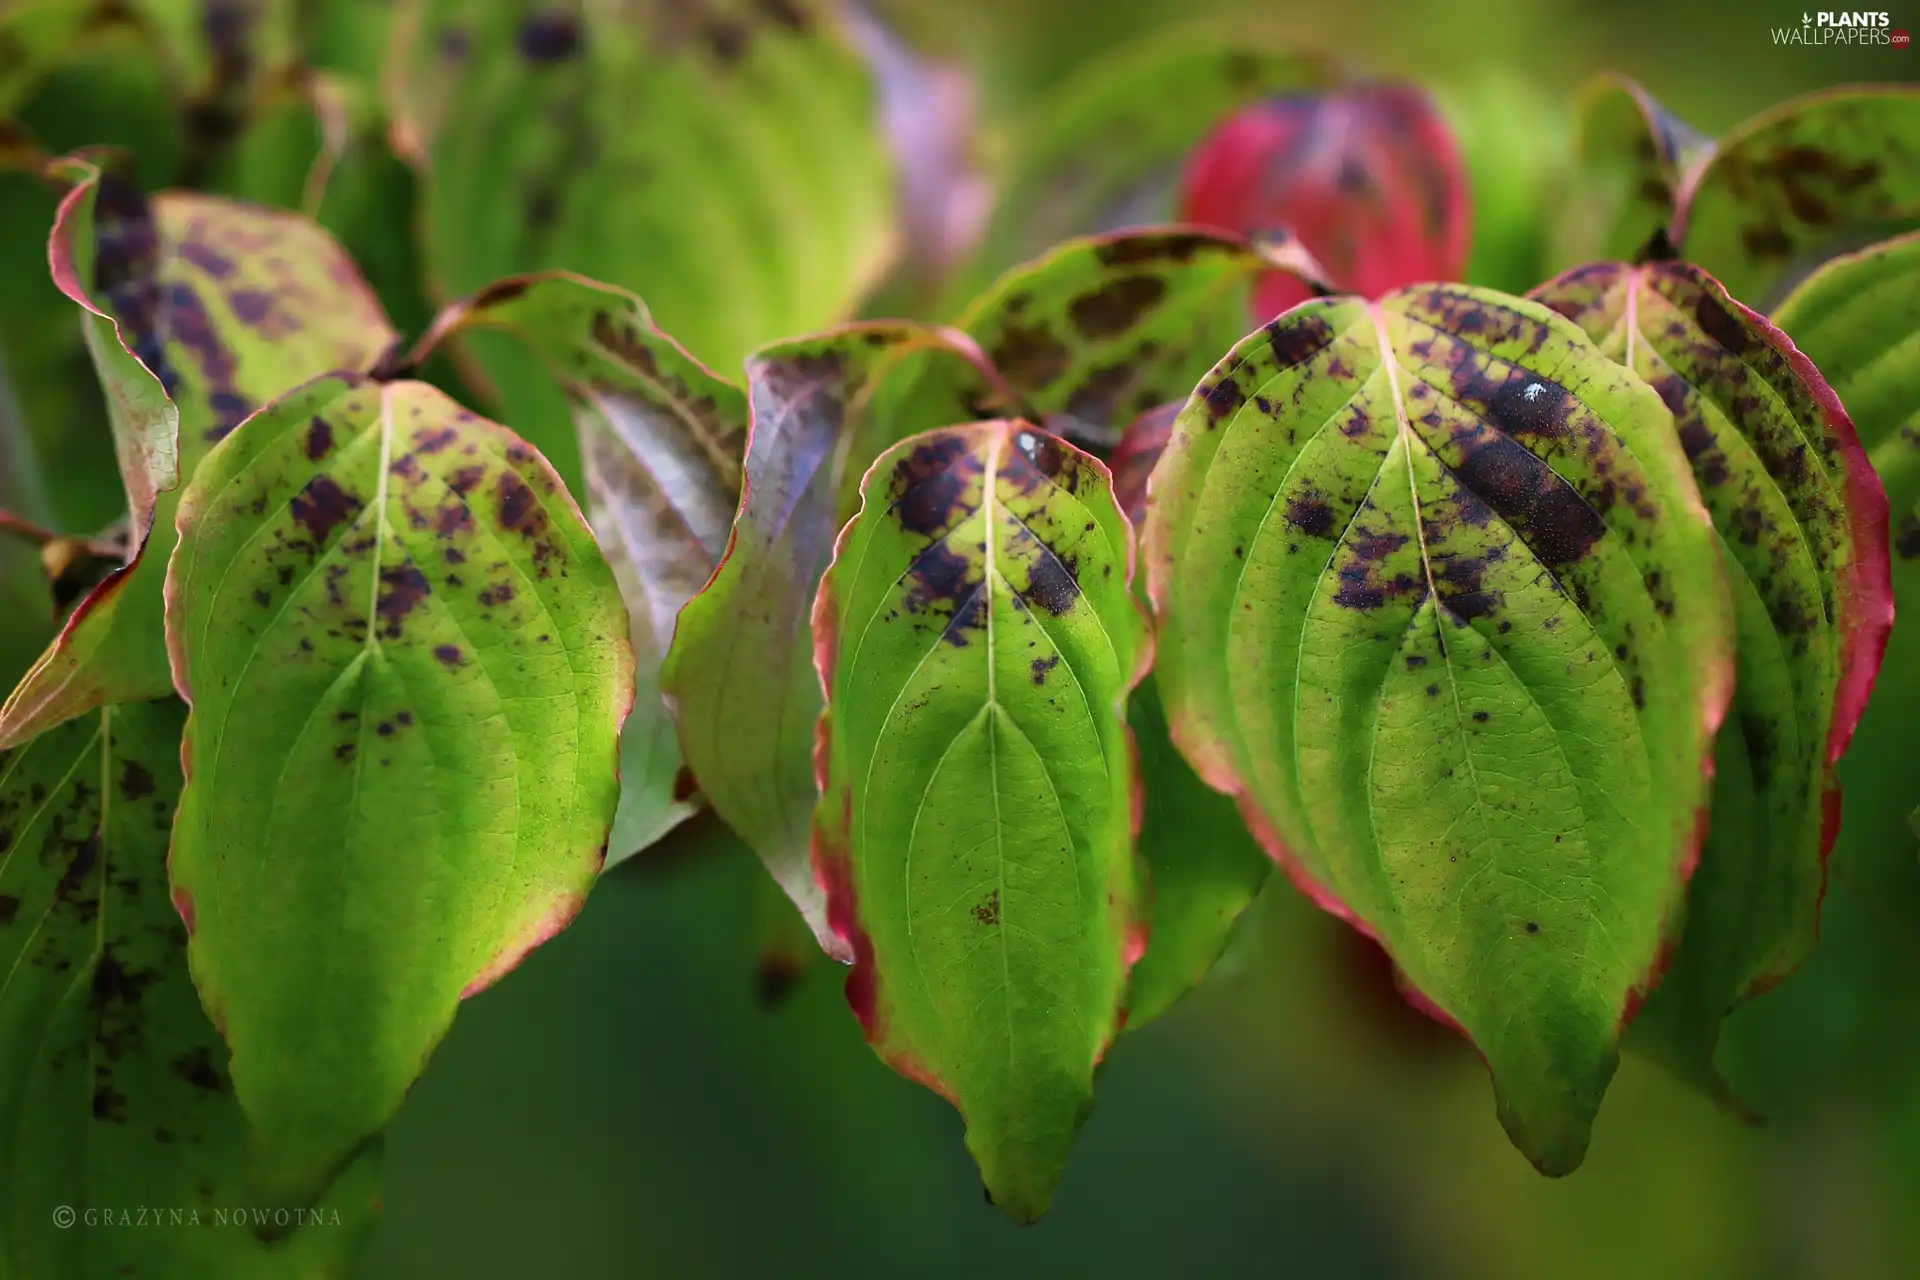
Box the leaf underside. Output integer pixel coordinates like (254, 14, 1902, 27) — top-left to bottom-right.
(1556, 74, 1711, 271)
(1534, 259, 1889, 1099)
(166, 372, 632, 1204)
(813, 421, 1146, 1222)
(421, 271, 750, 864)
(1146, 283, 1736, 1173)
(661, 323, 996, 956)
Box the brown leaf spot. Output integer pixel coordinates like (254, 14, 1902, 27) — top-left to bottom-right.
(1067, 274, 1168, 342)
(1452, 433, 1605, 566)
(433, 644, 464, 667)
(1895, 513, 1920, 560)
(0, 894, 16, 925)
(1284, 493, 1335, 537)
(495, 471, 549, 540)
(288, 474, 361, 544)
(173, 1046, 223, 1092)
(1265, 313, 1337, 370)
(1031, 654, 1060, 685)
(376, 564, 432, 638)
(1094, 232, 1216, 267)
(516, 11, 580, 61)
(972, 890, 1001, 925)
(119, 761, 154, 801)
(1024, 549, 1081, 616)
(891, 434, 976, 537)
(991, 324, 1073, 391)
(305, 415, 332, 461)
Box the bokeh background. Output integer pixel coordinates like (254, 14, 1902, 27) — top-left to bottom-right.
(4, 2, 1918, 1276)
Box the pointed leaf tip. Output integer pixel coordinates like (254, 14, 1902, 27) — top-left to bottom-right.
(813, 421, 1148, 1219)
(165, 373, 631, 1204)
(1147, 283, 1736, 1172)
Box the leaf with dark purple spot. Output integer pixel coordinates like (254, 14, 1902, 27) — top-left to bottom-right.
(0, 700, 382, 1276)
(417, 272, 749, 864)
(1771, 233, 1918, 957)
(1147, 282, 1737, 1173)
(0, 175, 396, 751)
(166, 372, 633, 1204)
(662, 323, 998, 955)
(1677, 86, 1920, 305)
(813, 421, 1147, 1222)
(1536, 258, 1891, 1105)
(931, 227, 1293, 452)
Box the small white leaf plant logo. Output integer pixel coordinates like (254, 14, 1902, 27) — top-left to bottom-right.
(1775, 10, 1900, 42)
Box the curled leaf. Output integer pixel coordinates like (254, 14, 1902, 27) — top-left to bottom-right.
(1554, 74, 1712, 270)
(165, 372, 633, 1203)
(0, 179, 396, 749)
(1179, 81, 1470, 317)
(1147, 284, 1736, 1172)
(812, 421, 1148, 1221)
(662, 323, 997, 956)
(417, 271, 749, 863)
(1534, 259, 1891, 1099)
(0, 701, 382, 1276)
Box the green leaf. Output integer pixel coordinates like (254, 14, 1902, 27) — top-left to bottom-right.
(1772, 232, 1920, 914)
(958, 24, 1326, 302)
(662, 323, 996, 955)
(165, 372, 633, 1203)
(813, 421, 1148, 1221)
(0, 700, 382, 1277)
(0, 176, 396, 749)
(1678, 86, 1920, 305)
(1534, 259, 1892, 1101)
(908, 227, 1277, 452)
(419, 272, 749, 864)
(1146, 284, 1736, 1172)
(390, 0, 893, 374)
(1552, 74, 1711, 272)
(1122, 674, 1270, 1027)
(1107, 406, 1270, 1028)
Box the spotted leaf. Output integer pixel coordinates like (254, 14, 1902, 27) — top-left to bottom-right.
(1179, 81, 1470, 318)
(1772, 233, 1919, 920)
(958, 25, 1327, 303)
(661, 324, 997, 956)
(418, 272, 748, 863)
(164, 372, 633, 1204)
(1677, 85, 1920, 305)
(1146, 284, 1737, 1173)
(902, 227, 1286, 454)
(1535, 259, 1891, 1102)
(0, 183, 396, 749)
(0, 700, 382, 1277)
(812, 421, 1148, 1221)
(1553, 75, 1712, 271)
(390, 0, 891, 376)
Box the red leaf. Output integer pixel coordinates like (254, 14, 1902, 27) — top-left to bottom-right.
(1178, 83, 1470, 317)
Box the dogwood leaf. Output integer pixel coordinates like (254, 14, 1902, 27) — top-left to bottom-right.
(1679, 85, 1920, 304)
(813, 421, 1147, 1221)
(1772, 233, 1918, 911)
(0, 700, 382, 1277)
(1534, 259, 1890, 1099)
(1146, 283, 1736, 1172)
(165, 372, 633, 1204)
(1555, 75, 1711, 270)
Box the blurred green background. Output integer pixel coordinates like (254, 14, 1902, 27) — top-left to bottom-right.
(5, 1, 1917, 1275)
